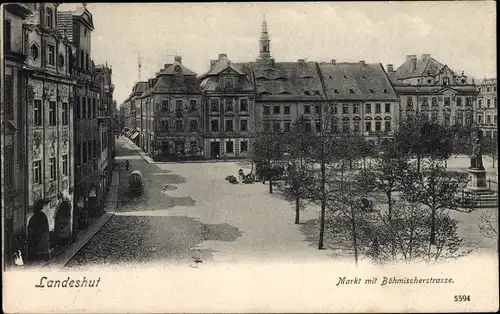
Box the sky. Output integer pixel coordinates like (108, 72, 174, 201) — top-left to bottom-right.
(59, 2, 497, 107)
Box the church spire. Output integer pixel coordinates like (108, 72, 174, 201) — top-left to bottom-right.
(257, 14, 272, 62)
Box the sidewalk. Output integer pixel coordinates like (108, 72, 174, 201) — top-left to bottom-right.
(43, 171, 121, 269)
(119, 136, 252, 165)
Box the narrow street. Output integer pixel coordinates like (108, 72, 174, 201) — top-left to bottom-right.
(66, 138, 331, 269)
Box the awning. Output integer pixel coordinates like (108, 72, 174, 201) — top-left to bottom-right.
(130, 132, 140, 140)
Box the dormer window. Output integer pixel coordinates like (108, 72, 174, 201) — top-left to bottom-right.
(369, 89, 375, 93)
(304, 91, 311, 96)
(224, 77, 234, 88)
(46, 7, 54, 28)
(333, 89, 339, 93)
(443, 77, 450, 85)
(314, 91, 321, 96)
(383, 89, 388, 94)
(343, 75, 347, 79)
(349, 89, 355, 94)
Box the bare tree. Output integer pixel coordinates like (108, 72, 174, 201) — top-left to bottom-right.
(253, 119, 282, 193)
(478, 210, 498, 240)
(482, 134, 498, 168)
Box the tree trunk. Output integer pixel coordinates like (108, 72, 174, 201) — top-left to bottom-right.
(351, 204, 358, 265)
(430, 207, 436, 245)
(387, 191, 395, 259)
(362, 157, 366, 172)
(295, 196, 300, 224)
(417, 155, 421, 173)
(269, 177, 273, 194)
(318, 160, 326, 250)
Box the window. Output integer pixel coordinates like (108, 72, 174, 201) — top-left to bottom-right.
(225, 99, 234, 112)
(211, 120, 219, 132)
(62, 101, 69, 124)
(176, 100, 183, 110)
(375, 103, 381, 113)
(210, 99, 219, 112)
(82, 97, 87, 118)
(33, 161, 42, 185)
(456, 111, 463, 125)
(487, 99, 491, 107)
(75, 97, 80, 119)
(494, 115, 497, 124)
(4, 19, 11, 52)
(384, 103, 391, 113)
(478, 115, 483, 124)
(466, 97, 472, 107)
(46, 7, 54, 28)
(304, 122, 311, 132)
(375, 121, 381, 131)
(443, 114, 450, 126)
(59, 54, 65, 68)
(487, 87, 491, 93)
(315, 121, 321, 132)
(240, 119, 248, 131)
(4, 78, 13, 120)
(457, 97, 462, 107)
(240, 141, 248, 152)
(162, 100, 169, 111)
(190, 99, 197, 110)
(443, 77, 450, 85)
(369, 89, 374, 93)
(4, 146, 13, 190)
(422, 97, 429, 108)
(444, 97, 450, 107)
(332, 119, 339, 133)
(314, 104, 322, 114)
(486, 115, 491, 124)
(190, 120, 197, 131)
(431, 97, 438, 107)
(31, 44, 39, 61)
(49, 101, 57, 125)
(93, 98, 97, 118)
(284, 105, 290, 114)
(273, 105, 280, 114)
(263, 105, 270, 115)
(354, 120, 360, 132)
(85, 52, 89, 70)
(383, 89, 388, 94)
(353, 104, 360, 114)
(240, 99, 248, 112)
(226, 141, 234, 153)
(273, 121, 280, 132)
(162, 120, 169, 131)
(34, 100, 42, 126)
(342, 104, 348, 114)
(349, 89, 355, 94)
(80, 50, 84, 69)
(385, 121, 391, 131)
(304, 105, 310, 114)
(342, 120, 349, 132)
(465, 113, 473, 126)
(224, 77, 234, 88)
(49, 157, 56, 181)
(225, 119, 233, 132)
(407, 97, 413, 109)
(175, 120, 183, 132)
(284, 122, 291, 132)
(47, 45, 55, 66)
(82, 141, 88, 163)
(190, 141, 198, 152)
(333, 104, 338, 114)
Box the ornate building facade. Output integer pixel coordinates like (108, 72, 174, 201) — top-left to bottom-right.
(477, 78, 497, 139)
(199, 54, 255, 158)
(388, 54, 478, 127)
(23, 3, 76, 262)
(139, 56, 203, 161)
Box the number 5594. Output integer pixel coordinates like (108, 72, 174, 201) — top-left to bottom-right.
(454, 295, 471, 302)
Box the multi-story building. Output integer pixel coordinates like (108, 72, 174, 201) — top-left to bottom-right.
(94, 64, 114, 211)
(199, 53, 255, 158)
(388, 54, 478, 128)
(58, 5, 102, 231)
(139, 56, 203, 161)
(22, 3, 76, 262)
(477, 78, 497, 139)
(124, 81, 146, 146)
(2, 3, 32, 268)
(120, 99, 131, 131)
(317, 61, 400, 145)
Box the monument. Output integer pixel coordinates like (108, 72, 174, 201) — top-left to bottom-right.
(464, 129, 497, 207)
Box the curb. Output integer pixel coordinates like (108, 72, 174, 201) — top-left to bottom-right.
(44, 171, 121, 269)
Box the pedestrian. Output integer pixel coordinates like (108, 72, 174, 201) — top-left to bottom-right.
(224, 154, 228, 162)
(125, 159, 130, 171)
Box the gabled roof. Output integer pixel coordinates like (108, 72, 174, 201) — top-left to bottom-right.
(235, 61, 325, 100)
(318, 62, 398, 100)
(131, 81, 148, 96)
(158, 61, 197, 76)
(395, 57, 445, 80)
(199, 55, 246, 79)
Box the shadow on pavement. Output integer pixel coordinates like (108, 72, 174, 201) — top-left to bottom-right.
(300, 219, 354, 259)
(65, 215, 243, 269)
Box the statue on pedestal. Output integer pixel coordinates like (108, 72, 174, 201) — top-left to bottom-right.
(469, 129, 484, 170)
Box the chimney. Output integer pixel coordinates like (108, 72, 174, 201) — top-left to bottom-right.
(164, 63, 172, 69)
(218, 53, 227, 60)
(210, 59, 217, 68)
(422, 54, 430, 61)
(174, 56, 182, 63)
(387, 64, 394, 72)
(360, 60, 366, 66)
(297, 59, 305, 63)
(406, 54, 417, 62)
(331, 59, 336, 65)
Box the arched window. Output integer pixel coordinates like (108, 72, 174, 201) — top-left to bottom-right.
(46, 7, 53, 28)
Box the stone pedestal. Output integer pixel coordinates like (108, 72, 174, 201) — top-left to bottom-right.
(463, 168, 498, 208)
(466, 168, 489, 193)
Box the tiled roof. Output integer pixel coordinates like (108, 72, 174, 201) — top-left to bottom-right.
(132, 81, 148, 96)
(235, 61, 325, 100)
(199, 56, 253, 92)
(158, 61, 197, 76)
(200, 56, 246, 78)
(318, 62, 398, 100)
(57, 11, 74, 42)
(395, 57, 445, 80)
(144, 61, 201, 94)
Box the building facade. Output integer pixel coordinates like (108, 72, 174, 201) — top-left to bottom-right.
(94, 64, 114, 211)
(388, 54, 478, 128)
(139, 56, 203, 161)
(477, 78, 497, 139)
(2, 3, 32, 268)
(23, 3, 76, 262)
(58, 5, 102, 232)
(199, 54, 255, 158)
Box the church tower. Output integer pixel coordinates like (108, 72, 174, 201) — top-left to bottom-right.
(257, 15, 272, 62)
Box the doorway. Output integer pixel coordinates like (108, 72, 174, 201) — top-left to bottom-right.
(210, 141, 220, 158)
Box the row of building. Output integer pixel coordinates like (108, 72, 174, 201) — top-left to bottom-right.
(120, 17, 494, 161)
(1, 3, 115, 268)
